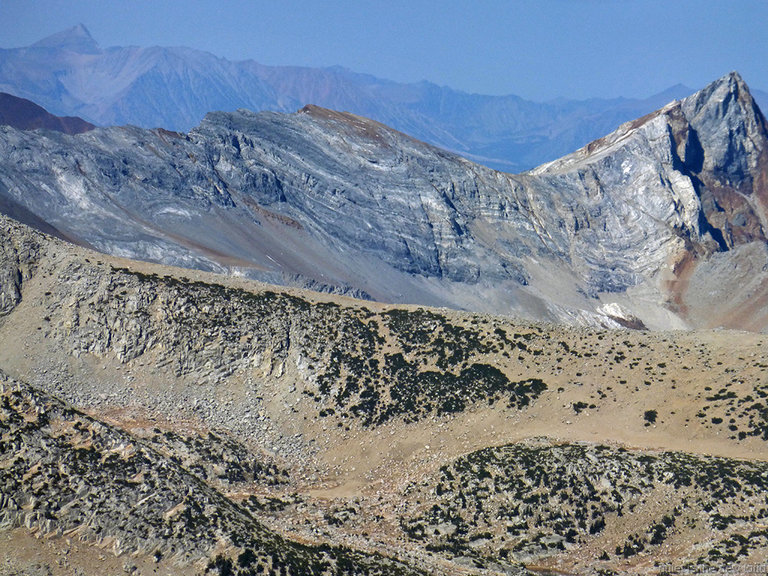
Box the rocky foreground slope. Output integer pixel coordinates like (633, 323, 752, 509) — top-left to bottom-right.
(0, 372, 429, 576)
(1, 215, 768, 575)
(1, 72, 767, 331)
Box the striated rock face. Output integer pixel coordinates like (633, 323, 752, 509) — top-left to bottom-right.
(527, 73, 768, 285)
(0, 72, 766, 329)
(678, 75, 768, 247)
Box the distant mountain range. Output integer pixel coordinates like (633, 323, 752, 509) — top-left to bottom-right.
(5, 24, 766, 172)
(1, 72, 766, 331)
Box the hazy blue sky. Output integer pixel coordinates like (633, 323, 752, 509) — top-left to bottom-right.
(1, 0, 765, 100)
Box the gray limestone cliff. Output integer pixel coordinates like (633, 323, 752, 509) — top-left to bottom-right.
(0, 72, 766, 330)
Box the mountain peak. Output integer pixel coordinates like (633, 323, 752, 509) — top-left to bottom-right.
(31, 24, 99, 53)
(722, 70, 747, 88)
(560, 71, 762, 164)
(715, 70, 752, 99)
(682, 71, 756, 115)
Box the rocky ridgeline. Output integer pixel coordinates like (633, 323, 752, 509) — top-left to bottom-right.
(40, 257, 549, 429)
(0, 371, 434, 576)
(4, 212, 768, 447)
(43, 263, 768, 444)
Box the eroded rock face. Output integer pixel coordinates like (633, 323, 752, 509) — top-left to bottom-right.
(0, 73, 766, 329)
(0, 218, 43, 316)
(529, 73, 768, 286)
(679, 73, 768, 247)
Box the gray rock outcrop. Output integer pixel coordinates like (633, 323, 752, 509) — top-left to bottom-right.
(0, 72, 766, 330)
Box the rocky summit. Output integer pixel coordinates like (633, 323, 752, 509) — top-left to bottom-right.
(0, 72, 767, 330)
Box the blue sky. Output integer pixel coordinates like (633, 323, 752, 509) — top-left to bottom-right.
(1, 0, 766, 101)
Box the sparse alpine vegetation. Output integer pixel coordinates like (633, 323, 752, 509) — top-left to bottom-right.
(40, 261, 550, 428)
(0, 373, 432, 576)
(401, 440, 768, 573)
(1, 215, 766, 575)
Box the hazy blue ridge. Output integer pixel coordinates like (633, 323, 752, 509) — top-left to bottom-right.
(0, 25, 711, 172)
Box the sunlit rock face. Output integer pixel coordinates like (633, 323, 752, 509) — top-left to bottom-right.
(0, 73, 767, 330)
